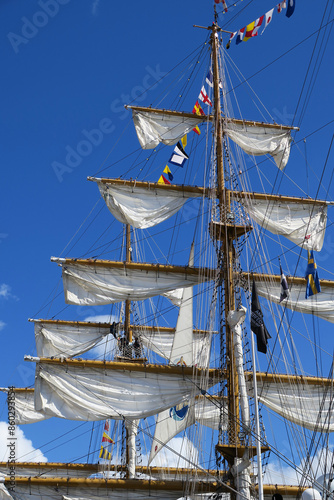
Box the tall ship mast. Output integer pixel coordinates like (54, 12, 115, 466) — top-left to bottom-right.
(2, 3, 334, 500)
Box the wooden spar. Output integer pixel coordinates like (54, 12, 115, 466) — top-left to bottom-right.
(27, 356, 222, 379)
(226, 117, 299, 131)
(239, 272, 334, 288)
(211, 23, 239, 452)
(125, 104, 214, 121)
(230, 189, 330, 206)
(51, 257, 214, 278)
(87, 176, 208, 195)
(4, 476, 219, 491)
(245, 371, 334, 387)
(0, 462, 225, 477)
(28, 319, 216, 335)
(87, 177, 330, 206)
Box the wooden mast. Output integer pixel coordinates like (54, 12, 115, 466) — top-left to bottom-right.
(211, 22, 239, 463)
(125, 223, 133, 478)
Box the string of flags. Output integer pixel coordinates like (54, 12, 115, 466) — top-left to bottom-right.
(252, 249, 321, 353)
(99, 420, 114, 461)
(226, 0, 295, 49)
(158, 67, 213, 184)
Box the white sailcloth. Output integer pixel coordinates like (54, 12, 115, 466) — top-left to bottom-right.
(148, 397, 225, 464)
(34, 363, 217, 421)
(249, 378, 334, 432)
(1, 390, 50, 425)
(34, 322, 109, 358)
(62, 263, 209, 306)
(140, 329, 212, 366)
(132, 110, 205, 149)
(243, 199, 327, 251)
(170, 245, 194, 366)
(255, 280, 334, 323)
(97, 182, 201, 229)
(224, 122, 292, 169)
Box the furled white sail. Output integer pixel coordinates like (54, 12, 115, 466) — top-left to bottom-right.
(243, 199, 327, 251)
(97, 182, 201, 229)
(149, 397, 225, 464)
(132, 110, 205, 149)
(0, 481, 13, 500)
(140, 329, 211, 366)
(255, 280, 334, 323)
(61, 262, 209, 306)
(0, 389, 50, 425)
(170, 245, 194, 366)
(249, 378, 334, 432)
(0, 484, 184, 500)
(34, 321, 108, 358)
(224, 122, 292, 169)
(34, 363, 217, 421)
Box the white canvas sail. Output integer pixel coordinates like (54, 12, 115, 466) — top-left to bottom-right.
(97, 181, 201, 229)
(148, 397, 225, 464)
(224, 121, 292, 169)
(132, 109, 206, 149)
(140, 329, 212, 366)
(248, 378, 334, 432)
(59, 262, 211, 306)
(254, 279, 334, 323)
(170, 245, 194, 366)
(243, 199, 327, 251)
(0, 389, 50, 425)
(34, 362, 219, 421)
(34, 321, 109, 358)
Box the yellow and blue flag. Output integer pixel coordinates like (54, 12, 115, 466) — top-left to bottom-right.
(305, 250, 321, 299)
(99, 445, 112, 460)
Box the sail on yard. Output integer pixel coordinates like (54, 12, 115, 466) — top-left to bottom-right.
(2, 5, 334, 500)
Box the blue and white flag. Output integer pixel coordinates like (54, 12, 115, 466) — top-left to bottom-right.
(206, 68, 213, 88)
(286, 0, 295, 18)
(169, 141, 189, 167)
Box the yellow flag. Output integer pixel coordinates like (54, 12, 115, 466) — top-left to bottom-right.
(181, 135, 187, 148)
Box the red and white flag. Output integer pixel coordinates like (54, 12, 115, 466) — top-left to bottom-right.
(198, 86, 212, 106)
(261, 8, 274, 34)
(277, 1, 286, 13)
(214, 0, 228, 13)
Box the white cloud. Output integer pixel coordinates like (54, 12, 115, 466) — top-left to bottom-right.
(92, 0, 100, 16)
(0, 321, 5, 331)
(0, 284, 11, 299)
(0, 284, 17, 301)
(0, 421, 47, 462)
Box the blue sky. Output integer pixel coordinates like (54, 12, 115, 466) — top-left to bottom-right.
(1, 0, 334, 475)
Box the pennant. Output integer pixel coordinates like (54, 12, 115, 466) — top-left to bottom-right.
(262, 9, 274, 34)
(99, 445, 111, 460)
(286, 0, 295, 17)
(169, 142, 189, 167)
(158, 174, 171, 185)
(192, 101, 205, 116)
(236, 27, 245, 45)
(305, 250, 321, 299)
(181, 135, 187, 148)
(251, 280, 271, 354)
(243, 21, 256, 42)
(206, 68, 213, 88)
(279, 264, 290, 302)
(104, 420, 110, 432)
(226, 31, 237, 49)
(163, 165, 173, 181)
(192, 101, 204, 135)
(214, 0, 228, 13)
(102, 431, 114, 444)
(277, 0, 286, 13)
